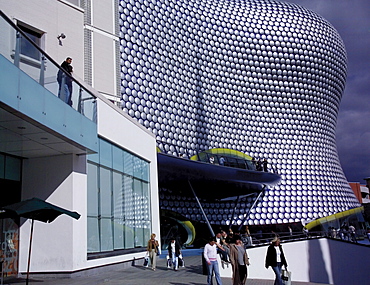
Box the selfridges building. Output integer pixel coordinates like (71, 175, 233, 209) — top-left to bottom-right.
(119, 0, 360, 226)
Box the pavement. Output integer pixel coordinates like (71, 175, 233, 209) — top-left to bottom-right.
(4, 254, 330, 285)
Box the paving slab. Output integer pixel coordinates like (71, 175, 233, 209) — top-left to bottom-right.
(3, 254, 330, 285)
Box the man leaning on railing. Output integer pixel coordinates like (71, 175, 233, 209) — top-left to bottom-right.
(57, 57, 73, 106)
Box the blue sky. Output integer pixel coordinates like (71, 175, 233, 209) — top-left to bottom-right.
(277, 0, 370, 183)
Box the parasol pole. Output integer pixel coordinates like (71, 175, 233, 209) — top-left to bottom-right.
(26, 219, 34, 285)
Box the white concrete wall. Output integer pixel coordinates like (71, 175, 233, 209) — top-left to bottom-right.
(21, 154, 87, 272)
(220, 238, 370, 285)
(0, 0, 85, 78)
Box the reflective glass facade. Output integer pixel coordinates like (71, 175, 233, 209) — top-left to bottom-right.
(119, 0, 360, 225)
(87, 138, 151, 253)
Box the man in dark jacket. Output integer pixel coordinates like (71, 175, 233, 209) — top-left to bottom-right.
(57, 57, 73, 106)
(168, 237, 181, 271)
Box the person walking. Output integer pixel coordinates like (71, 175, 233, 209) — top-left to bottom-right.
(229, 237, 250, 285)
(147, 233, 159, 271)
(168, 237, 181, 271)
(265, 237, 288, 285)
(204, 237, 222, 285)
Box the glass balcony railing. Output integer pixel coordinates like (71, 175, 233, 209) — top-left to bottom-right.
(0, 10, 97, 122)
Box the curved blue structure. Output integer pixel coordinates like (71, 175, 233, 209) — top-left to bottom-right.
(120, 0, 360, 226)
(157, 152, 280, 200)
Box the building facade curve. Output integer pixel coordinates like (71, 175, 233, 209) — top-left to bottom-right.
(119, 0, 360, 225)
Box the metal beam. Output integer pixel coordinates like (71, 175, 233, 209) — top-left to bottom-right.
(188, 180, 215, 237)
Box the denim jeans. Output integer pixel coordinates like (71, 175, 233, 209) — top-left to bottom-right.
(207, 260, 222, 285)
(58, 83, 72, 106)
(271, 262, 283, 285)
(171, 253, 178, 269)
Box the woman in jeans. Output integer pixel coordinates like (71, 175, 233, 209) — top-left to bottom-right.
(265, 237, 288, 285)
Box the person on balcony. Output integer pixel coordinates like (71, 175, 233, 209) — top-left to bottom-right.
(57, 57, 73, 106)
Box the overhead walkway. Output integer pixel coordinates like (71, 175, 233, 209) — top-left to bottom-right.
(157, 141, 281, 236)
(157, 152, 280, 200)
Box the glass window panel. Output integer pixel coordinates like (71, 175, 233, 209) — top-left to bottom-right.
(5, 156, 21, 181)
(87, 217, 100, 253)
(123, 151, 133, 176)
(123, 175, 134, 220)
(142, 161, 149, 182)
(87, 163, 99, 216)
(99, 139, 112, 168)
(134, 179, 143, 247)
(112, 172, 124, 219)
(112, 145, 124, 172)
(142, 182, 151, 247)
(142, 181, 150, 215)
(143, 227, 151, 247)
(100, 218, 113, 252)
(124, 222, 135, 249)
(133, 156, 142, 179)
(135, 227, 144, 247)
(18, 25, 41, 60)
(113, 219, 124, 249)
(123, 174, 134, 249)
(100, 168, 112, 217)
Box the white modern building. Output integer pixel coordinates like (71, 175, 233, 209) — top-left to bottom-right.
(0, 0, 159, 279)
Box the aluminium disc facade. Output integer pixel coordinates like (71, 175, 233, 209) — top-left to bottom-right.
(119, 0, 360, 225)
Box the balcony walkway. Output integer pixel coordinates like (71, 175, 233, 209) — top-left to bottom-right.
(6, 254, 329, 285)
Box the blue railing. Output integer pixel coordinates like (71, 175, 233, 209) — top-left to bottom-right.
(0, 10, 97, 122)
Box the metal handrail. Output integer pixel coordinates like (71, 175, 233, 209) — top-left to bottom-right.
(0, 10, 97, 122)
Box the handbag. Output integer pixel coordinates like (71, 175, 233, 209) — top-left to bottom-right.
(281, 268, 292, 285)
(143, 256, 149, 267)
(156, 245, 161, 256)
(143, 252, 149, 267)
